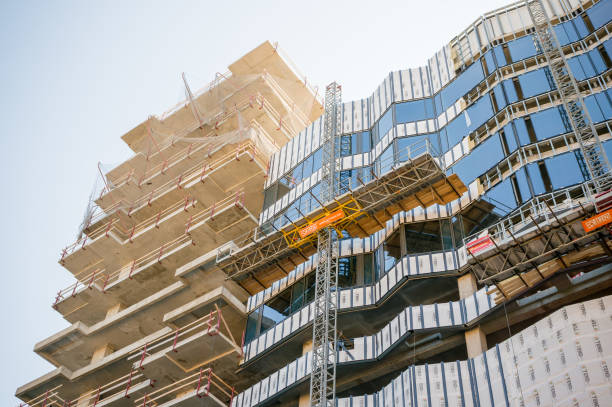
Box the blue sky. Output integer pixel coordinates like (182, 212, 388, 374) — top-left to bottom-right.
(1, 0, 512, 402)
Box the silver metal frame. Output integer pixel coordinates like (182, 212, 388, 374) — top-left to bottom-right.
(310, 82, 341, 407)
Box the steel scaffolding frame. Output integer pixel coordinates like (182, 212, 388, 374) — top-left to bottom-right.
(310, 83, 341, 407)
(526, 0, 612, 204)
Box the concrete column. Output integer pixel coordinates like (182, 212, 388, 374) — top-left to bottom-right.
(91, 343, 114, 364)
(458, 273, 487, 358)
(356, 254, 364, 286)
(105, 303, 124, 319)
(399, 224, 407, 258)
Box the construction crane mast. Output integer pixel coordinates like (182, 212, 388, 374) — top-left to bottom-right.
(309, 82, 341, 407)
(526, 0, 612, 208)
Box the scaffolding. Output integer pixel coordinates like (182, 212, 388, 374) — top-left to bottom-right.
(309, 83, 341, 407)
(526, 0, 612, 206)
(217, 139, 466, 294)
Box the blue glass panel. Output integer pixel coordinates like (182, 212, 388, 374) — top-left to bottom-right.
(312, 148, 322, 172)
(518, 69, 551, 98)
(484, 50, 496, 73)
(546, 152, 584, 189)
(503, 80, 518, 104)
(302, 154, 313, 178)
(446, 114, 468, 147)
(605, 39, 612, 62)
(528, 163, 547, 195)
(493, 84, 507, 110)
(245, 307, 260, 343)
(508, 35, 537, 62)
(530, 108, 565, 140)
(515, 168, 532, 202)
(568, 53, 597, 80)
(466, 95, 494, 132)
(260, 305, 287, 334)
(292, 162, 303, 184)
(554, 19, 587, 45)
(451, 134, 503, 183)
(378, 145, 394, 175)
(396, 100, 428, 123)
(378, 108, 394, 138)
(513, 118, 531, 146)
(604, 140, 612, 160)
(584, 92, 612, 123)
(484, 178, 516, 215)
(440, 61, 484, 109)
(434, 94, 443, 115)
(502, 129, 518, 153)
(494, 45, 507, 67)
(397, 136, 428, 162)
(587, 0, 612, 30)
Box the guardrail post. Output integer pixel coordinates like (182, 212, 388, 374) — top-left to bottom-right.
(157, 245, 165, 264)
(172, 329, 179, 353)
(138, 343, 147, 370)
(124, 369, 134, 398)
(129, 260, 137, 279)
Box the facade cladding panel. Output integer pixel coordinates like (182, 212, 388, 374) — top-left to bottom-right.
(15, 1, 612, 407)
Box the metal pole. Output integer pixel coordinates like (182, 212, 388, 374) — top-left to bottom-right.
(310, 82, 341, 407)
(526, 0, 612, 207)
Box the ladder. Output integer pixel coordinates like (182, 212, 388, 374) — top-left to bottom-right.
(526, 0, 612, 209)
(310, 82, 341, 407)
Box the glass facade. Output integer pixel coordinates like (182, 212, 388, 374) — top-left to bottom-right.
(245, 0, 612, 344)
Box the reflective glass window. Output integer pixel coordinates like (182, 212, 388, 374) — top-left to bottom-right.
(260, 304, 287, 335)
(507, 35, 537, 62)
(546, 152, 585, 189)
(587, 0, 612, 29)
(515, 168, 532, 203)
(445, 114, 468, 147)
(395, 99, 434, 123)
(378, 108, 394, 139)
(503, 80, 518, 104)
(441, 61, 484, 109)
(312, 148, 322, 172)
(518, 69, 551, 98)
(530, 108, 566, 140)
(528, 162, 547, 195)
(363, 253, 374, 285)
(451, 134, 503, 183)
(484, 178, 516, 215)
(338, 256, 358, 288)
(555, 18, 589, 45)
(584, 91, 612, 122)
(340, 135, 352, 157)
(404, 221, 443, 255)
(485, 46, 507, 68)
(245, 307, 260, 343)
(378, 145, 394, 175)
(465, 95, 494, 132)
(397, 136, 428, 162)
(382, 230, 401, 274)
(302, 154, 314, 178)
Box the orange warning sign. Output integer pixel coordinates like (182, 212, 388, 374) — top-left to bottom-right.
(582, 208, 612, 232)
(298, 210, 345, 239)
(466, 234, 494, 255)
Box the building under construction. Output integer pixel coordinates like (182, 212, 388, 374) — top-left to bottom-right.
(15, 0, 612, 405)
